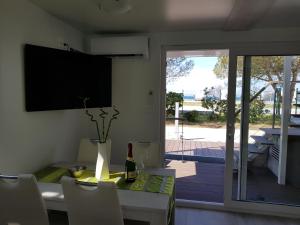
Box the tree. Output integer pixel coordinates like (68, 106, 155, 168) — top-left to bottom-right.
(201, 87, 265, 122)
(166, 92, 183, 116)
(248, 98, 265, 123)
(213, 56, 300, 104)
(166, 57, 194, 84)
(201, 87, 227, 119)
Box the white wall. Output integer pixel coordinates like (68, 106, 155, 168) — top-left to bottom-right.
(0, 0, 88, 174)
(91, 28, 300, 165)
(109, 57, 160, 164)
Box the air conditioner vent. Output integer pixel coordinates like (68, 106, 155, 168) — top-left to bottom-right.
(89, 36, 149, 59)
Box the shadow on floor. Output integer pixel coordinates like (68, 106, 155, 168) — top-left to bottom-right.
(48, 210, 149, 225)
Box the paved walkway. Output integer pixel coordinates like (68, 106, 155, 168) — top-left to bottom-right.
(165, 125, 265, 162)
(166, 125, 264, 142)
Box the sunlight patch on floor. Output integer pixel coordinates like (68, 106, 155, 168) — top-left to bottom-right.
(167, 160, 197, 178)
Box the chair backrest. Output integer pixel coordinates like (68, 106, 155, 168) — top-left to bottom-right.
(0, 174, 49, 225)
(77, 138, 98, 163)
(131, 141, 161, 168)
(61, 176, 124, 225)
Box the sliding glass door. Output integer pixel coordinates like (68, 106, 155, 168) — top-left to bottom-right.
(163, 43, 300, 216)
(231, 55, 300, 206)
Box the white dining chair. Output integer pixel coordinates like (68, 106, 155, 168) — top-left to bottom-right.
(61, 176, 124, 225)
(131, 141, 161, 168)
(77, 138, 98, 163)
(0, 174, 49, 225)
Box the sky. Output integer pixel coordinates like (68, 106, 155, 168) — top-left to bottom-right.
(167, 56, 228, 99)
(167, 55, 300, 102)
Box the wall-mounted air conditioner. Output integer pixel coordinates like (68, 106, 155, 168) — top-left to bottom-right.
(89, 36, 149, 59)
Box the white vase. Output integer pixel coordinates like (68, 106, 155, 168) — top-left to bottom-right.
(95, 139, 111, 180)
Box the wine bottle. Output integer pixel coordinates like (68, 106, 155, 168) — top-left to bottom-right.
(125, 142, 137, 182)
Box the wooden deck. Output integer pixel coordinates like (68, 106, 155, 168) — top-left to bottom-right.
(166, 160, 225, 202)
(165, 139, 228, 202)
(166, 159, 300, 205)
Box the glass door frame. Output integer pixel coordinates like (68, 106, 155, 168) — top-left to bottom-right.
(224, 42, 300, 216)
(160, 44, 231, 203)
(160, 41, 300, 217)
(234, 55, 293, 201)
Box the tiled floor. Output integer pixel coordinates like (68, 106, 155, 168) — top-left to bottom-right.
(48, 208, 300, 225)
(175, 208, 300, 225)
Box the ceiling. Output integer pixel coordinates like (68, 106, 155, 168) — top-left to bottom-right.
(28, 0, 300, 34)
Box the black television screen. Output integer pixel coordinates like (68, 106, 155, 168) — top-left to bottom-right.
(24, 44, 112, 111)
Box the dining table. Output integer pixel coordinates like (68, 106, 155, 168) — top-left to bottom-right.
(36, 162, 175, 225)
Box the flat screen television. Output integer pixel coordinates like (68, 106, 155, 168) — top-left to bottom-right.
(24, 44, 112, 111)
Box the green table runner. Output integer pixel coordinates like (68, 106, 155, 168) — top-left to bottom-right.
(35, 166, 174, 197)
(34, 166, 69, 183)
